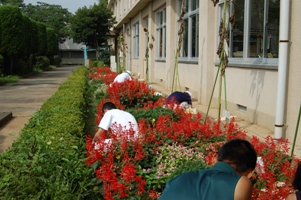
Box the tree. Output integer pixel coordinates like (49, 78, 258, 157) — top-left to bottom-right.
(35, 22, 47, 56)
(0, 5, 26, 74)
(0, 0, 24, 8)
(22, 2, 72, 42)
(46, 27, 59, 57)
(69, 1, 115, 57)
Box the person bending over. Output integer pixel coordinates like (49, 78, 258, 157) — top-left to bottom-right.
(93, 102, 138, 150)
(166, 91, 192, 109)
(113, 70, 132, 83)
(159, 138, 257, 200)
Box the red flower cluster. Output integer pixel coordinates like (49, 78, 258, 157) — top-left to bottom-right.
(107, 79, 162, 109)
(86, 66, 300, 200)
(88, 66, 118, 85)
(250, 136, 300, 199)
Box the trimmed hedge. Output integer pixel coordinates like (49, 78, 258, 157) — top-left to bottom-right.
(0, 67, 101, 199)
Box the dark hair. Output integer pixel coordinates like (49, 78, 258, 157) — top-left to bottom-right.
(292, 162, 301, 190)
(102, 102, 117, 113)
(217, 138, 257, 173)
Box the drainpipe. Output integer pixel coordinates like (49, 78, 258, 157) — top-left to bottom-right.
(274, 0, 290, 139)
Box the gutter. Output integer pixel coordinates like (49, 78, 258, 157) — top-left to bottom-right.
(274, 0, 290, 139)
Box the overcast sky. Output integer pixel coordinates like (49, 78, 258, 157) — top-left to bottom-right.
(23, 0, 99, 14)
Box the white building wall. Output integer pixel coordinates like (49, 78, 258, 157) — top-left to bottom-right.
(108, 0, 301, 146)
(213, 67, 278, 131)
(286, 0, 301, 145)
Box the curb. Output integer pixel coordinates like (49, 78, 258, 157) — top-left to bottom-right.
(0, 112, 13, 128)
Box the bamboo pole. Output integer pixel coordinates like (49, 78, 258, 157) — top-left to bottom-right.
(172, 0, 185, 92)
(223, 72, 229, 123)
(205, 54, 223, 120)
(291, 102, 301, 157)
(172, 50, 178, 92)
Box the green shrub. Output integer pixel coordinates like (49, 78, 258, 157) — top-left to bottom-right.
(0, 75, 19, 84)
(91, 59, 104, 67)
(0, 66, 101, 199)
(127, 107, 180, 125)
(34, 56, 50, 71)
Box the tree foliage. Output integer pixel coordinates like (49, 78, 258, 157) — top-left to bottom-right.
(46, 28, 59, 56)
(22, 2, 72, 42)
(0, 5, 26, 73)
(36, 22, 47, 56)
(0, 0, 24, 7)
(69, 1, 115, 52)
(0, 5, 25, 56)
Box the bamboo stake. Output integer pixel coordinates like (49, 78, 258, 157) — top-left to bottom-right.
(172, 0, 185, 92)
(223, 72, 229, 123)
(291, 102, 301, 157)
(205, 54, 223, 120)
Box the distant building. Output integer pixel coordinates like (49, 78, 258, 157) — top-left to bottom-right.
(59, 38, 96, 65)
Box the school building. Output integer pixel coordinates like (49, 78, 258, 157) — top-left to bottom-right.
(107, 0, 301, 147)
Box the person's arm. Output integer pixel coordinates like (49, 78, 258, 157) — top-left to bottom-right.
(234, 176, 253, 200)
(94, 112, 111, 142)
(286, 193, 297, 200)
(93, 127, 105, 143)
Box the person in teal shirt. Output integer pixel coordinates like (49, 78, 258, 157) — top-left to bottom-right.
(159, 138, 257, 200)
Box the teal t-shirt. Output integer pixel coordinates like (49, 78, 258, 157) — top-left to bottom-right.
(159, 162, 241, 200)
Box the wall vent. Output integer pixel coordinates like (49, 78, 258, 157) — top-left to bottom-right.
(237, 104, 247, 112)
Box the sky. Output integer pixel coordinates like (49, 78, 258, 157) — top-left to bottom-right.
(23, 0, 99, 14)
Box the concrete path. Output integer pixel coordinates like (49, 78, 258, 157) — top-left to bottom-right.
(0, 65, 80, 153)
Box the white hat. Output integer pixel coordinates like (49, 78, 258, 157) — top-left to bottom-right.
(185, 91, 192, 98)
(126, 70, 132, 76)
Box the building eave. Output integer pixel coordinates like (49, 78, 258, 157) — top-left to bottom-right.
(114, 0, 153, 30)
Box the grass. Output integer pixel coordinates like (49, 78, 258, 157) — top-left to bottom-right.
(0, 75, 19, 85)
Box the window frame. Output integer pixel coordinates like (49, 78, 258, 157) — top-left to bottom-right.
(144, 18, 149, 58)
(133, 21, 139, 59)
(217, 0, 279, 69)
(155, 7, 167, 60)
(177, 0, 199, 63)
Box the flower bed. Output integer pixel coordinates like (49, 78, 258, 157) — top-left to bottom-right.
(87, 66, 300, 200)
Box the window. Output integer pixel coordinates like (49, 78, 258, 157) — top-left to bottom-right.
(144, 18, 149, 57)
(156, 8, 166, 59)
(133, 22, 139, 58)
(178, 0, 199, 61)
(218, 0, 280, 64)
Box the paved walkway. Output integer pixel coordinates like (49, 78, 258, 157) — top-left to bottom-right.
(0, 66, 80, 153)
(150, 83, 301, 158)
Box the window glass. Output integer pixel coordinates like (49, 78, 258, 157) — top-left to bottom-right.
(249, 0, 279, 58)
(178, 0, 199, 60)
(182, 18, 189, 57)
(156, 8, 166, 59)
(191, 0, 199, 11)
(224, 0, 279, 61)
(144, 18, 149, 56)
(191, 13, 199, 57)
(231, 0, 245, 58)
(133, 22, 139, 58)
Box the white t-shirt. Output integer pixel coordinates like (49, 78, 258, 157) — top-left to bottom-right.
(113, 72, 132, 83)
(98, 109, 138, 138)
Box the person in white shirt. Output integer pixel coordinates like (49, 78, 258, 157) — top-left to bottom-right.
(93, 102, 138, 151)
(113, 70, 132, 83)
